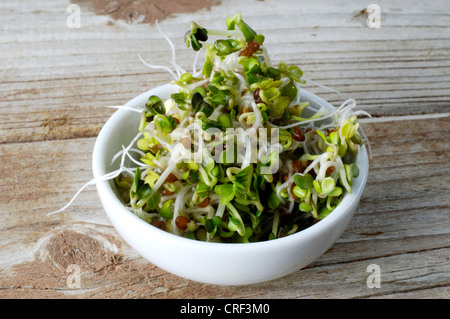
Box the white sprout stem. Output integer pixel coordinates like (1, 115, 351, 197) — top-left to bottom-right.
(137, 53, 178, 80)
(47, 168, 123, 216)
(261, 45, 272, 67)
(215, 201, 226, 218)
(186, 78, 210, 91)
(357, 125, 372, 159)
(192, 49, 202, 76)
(336, 155, 352, 193)
(184, 206, 215, 216)
(301, 77, 347, 100)
(149, 160, 178, 197)
(208, 29, 243, 38)
(120, 131, 144, 167)
(120, 145, 148, 168)
(272, 210, 279, 237)
(155, 20, 186, 78)
(241, 92, 262, 130)
(303, 152, 328, 176)
(106, 105, 143, 113)
(316, 160, 337, 182)
(276, 178, 290, 204)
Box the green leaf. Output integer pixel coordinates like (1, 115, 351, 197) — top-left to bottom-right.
(240, 20, 256, 42)
(345, 163, 359, 184)
(235, 227, 253, 243)
(212, 215, 223, 227)
(131, 167, 141, 193)
(191, 92, 204, 113)
(204, 218, 214, 233)
(192, 86, 207, 97)
(185, 22, 208, 51)
(214, 39, 239, 56)
(217, 113, 232, 128)
(279, 79, 298, 101)
(278, 129, 293, 149)
(292, 185, 307, 199)
(154, 114, 176, 134)
(299, 201, 312, 212)
(211, 92, 228, 105)
(279, 63, 304, 83)
(226, 203, 246, 236)
(328, 186, 343, 197)
(233, 165, 253, 192)
(146, 95, 166, 115)
(214, 183, 236, 205)
(184, 231, 196, 240)
(318, 206, 333, 220)
(329, 131, 339, 145)
(266, 95, 291, 118)
(321, 177, 336, 195)
(243, 58, 260, 72)
(195, 182, 211, 198)
(159, 200, 174, 219)
(268, 191, 280, 209)
(350, 163, 360, 178)
(293, 174, 314, 190)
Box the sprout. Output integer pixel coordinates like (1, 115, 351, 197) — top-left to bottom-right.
(154, 114, 177, 135)
(214, 39, 240, 56)
(160, 199, 174, 219)
(130, 167, 161, 211)
(236, 227, 253, 243)
(279, 79, 298, 101)
(225, 13, 257, 42)
(195, 182, 212, 198)
(144, 170, 160, 187)
(268, 191, 280, 209)
(292, 185, 307, 199)
(294, 174, 314, 190)
(217, 113, 232, 128)
(313, 177, 336, 197)
(185, 22, 209, 51)
(299, 201, 313, 212)
(146, 95, 166, 115)
(185, 20, 244, 52)
(97, 13, 368, 243)
(192, 92, 214, 117)
(226, 203, 246, 236)
(278, 63, 305, 84)
(278, 129, 293, 149)
(269, 211, 280, 240)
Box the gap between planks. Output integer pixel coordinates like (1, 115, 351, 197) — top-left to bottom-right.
(358, 112, 450, 123)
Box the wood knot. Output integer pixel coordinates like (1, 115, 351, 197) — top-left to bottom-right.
(47, 230, 122, 273)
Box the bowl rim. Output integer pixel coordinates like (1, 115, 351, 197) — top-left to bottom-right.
(92, 84, 369, 249)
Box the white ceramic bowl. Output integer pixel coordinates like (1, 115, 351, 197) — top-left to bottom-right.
(92, 83, 369, 285)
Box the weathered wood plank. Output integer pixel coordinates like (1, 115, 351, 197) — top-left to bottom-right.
(1, 0, 449, 144)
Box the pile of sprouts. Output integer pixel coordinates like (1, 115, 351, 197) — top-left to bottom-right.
(52, 14, 370, 243)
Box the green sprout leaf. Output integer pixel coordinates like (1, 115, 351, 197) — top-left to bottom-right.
(214, 39, 239, 56)
(185, 22, 208, 51)
(268, 191, 280, 209)
(159, 199, 174, 219)
(146, 95, 166, 115)
(154, 114, 177, 134)
(294, 174, 314, 190)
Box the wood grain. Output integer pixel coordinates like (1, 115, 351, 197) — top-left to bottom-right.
(1, 0, 449, 299)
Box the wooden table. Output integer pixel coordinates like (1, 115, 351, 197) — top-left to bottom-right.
(1, 0, 449, 299)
